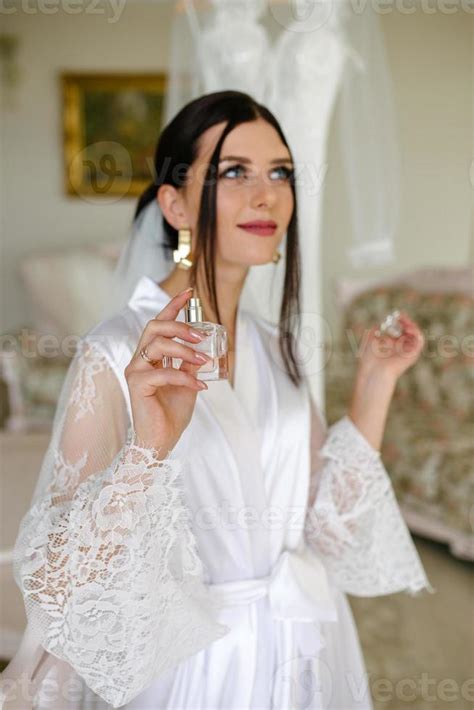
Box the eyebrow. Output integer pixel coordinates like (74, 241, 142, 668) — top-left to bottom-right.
(219, 155, 294, 165)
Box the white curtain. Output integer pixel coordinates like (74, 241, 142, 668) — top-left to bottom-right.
(163, 0, 400, 412)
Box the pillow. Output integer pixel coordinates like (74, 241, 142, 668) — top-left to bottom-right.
(19, 240, 124, 338)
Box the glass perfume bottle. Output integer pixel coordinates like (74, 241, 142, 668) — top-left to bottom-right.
(376, 309, 404, 338)
(162, 296, 228, 381)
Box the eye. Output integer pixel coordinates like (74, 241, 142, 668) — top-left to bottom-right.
(270, 166, 294, 181)
(219, 163, 294, 182)
(219, 164, 246, 179)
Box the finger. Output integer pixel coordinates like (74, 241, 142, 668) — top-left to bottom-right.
(143, 319, 208, 344)
(129, 365, 206, 395)
(397, 312, 418, 330)
(137, 319, 207, 343)
(134, 308, 205, 361)
(141, 335, 212, 367)
(155, 287, 194, 322)
(132, 343, 211, 375)
(399, 321, 420, 338)
(180, 359, 206, 374)
(179, 360, 209, 388)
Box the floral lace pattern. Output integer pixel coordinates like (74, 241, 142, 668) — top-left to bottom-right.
(12, 340, 228, 708)
(11, 337, 434, 708)
(305, 414, 436, 597)
(69, 340, 110, 423)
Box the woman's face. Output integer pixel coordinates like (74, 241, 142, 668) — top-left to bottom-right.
(182, 118, 295, 268)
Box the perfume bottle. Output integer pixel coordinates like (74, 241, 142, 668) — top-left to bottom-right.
(162, 297, 228, 381)
(377, 309, 403, 338)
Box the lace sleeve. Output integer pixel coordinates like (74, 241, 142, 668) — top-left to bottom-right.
(304, 397, 436, 597)
(10, 338, 229, 708)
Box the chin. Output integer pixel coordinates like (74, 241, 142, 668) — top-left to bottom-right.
(244, 253, 277, 267)
(246, 246, 280, 263)
(224, 247, 280, 268)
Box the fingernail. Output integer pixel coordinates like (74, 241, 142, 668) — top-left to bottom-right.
(190, 330, 204, 341)
(178, 287, 193, 296)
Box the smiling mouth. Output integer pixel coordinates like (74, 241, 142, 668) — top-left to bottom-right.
(237, 224, 277, 236)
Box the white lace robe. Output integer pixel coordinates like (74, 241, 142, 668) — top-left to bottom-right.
(0, 276, 434, 710)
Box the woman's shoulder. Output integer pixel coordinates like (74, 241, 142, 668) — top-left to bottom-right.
(80, 274, 167, 361)
(80, 306, 143, 374)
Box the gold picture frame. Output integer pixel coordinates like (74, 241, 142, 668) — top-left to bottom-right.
(62, 72, 167, 199)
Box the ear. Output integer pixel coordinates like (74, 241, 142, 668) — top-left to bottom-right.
(157, 184, 189, 231)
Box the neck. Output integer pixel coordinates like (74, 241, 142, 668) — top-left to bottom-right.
(157, 263, 248, 348)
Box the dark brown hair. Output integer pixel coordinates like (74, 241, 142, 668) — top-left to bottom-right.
(134, 90, 303, 387)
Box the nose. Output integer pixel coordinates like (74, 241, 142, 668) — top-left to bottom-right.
(249, 173, 278, 209)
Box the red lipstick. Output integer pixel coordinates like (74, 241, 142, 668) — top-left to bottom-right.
(237, 220, 277, 236)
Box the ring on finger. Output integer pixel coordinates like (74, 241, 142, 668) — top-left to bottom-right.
(139, 345, 162, 368)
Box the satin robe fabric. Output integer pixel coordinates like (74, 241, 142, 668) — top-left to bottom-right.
(2, 274, 422, 709)
(88, 276, 372, 709)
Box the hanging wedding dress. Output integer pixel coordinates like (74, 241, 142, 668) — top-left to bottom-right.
(1, 271, 434, 710)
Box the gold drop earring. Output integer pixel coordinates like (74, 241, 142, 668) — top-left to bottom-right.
(272, 250, 282, 264)
(173, 227, 193, 270)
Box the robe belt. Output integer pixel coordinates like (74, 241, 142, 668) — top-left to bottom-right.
(207, 547, 339, 708)
(208, 546, 339, 651)
(208, 546, 338, 622)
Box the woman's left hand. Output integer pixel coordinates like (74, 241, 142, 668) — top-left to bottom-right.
(348, 311, 425, 452)
(357, 311, 425, 383)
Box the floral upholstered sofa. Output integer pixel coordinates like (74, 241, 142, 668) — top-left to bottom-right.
(324, 266, 473, 561)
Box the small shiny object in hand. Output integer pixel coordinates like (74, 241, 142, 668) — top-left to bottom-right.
(375, 309, 403, 338)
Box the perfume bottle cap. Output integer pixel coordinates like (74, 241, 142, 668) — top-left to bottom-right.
(185, 297, 203, 323)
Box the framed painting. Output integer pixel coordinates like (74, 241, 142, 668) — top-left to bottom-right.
(61, 72, 167, 199)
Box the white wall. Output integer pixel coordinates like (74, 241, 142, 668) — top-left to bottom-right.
(1, 3, 472, 334)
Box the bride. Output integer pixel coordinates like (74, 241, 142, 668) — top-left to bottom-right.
(1, 90, 433, 710)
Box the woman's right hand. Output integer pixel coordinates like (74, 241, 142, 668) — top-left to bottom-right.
(124, 288, 212, 456)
